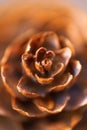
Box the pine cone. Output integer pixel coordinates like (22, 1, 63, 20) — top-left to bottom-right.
(1, 30, 82, 117)
(0, 1, 87, 130)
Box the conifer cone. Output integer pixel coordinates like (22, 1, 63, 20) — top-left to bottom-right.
(0, 1, 87, 130)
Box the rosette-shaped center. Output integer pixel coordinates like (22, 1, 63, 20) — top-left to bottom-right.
(22, 47, 55, 85)
(1, 31, 84, 118)
(35, 47, 54, 75)
(22, 32, 75, 86)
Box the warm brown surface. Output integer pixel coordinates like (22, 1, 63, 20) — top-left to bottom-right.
(0, 1, 87, 130)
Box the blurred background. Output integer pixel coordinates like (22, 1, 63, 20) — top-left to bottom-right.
(0, 0, 87, 11)
(0, 0, 87, 58)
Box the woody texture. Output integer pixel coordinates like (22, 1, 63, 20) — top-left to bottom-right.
(0, 1, 87, 130)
